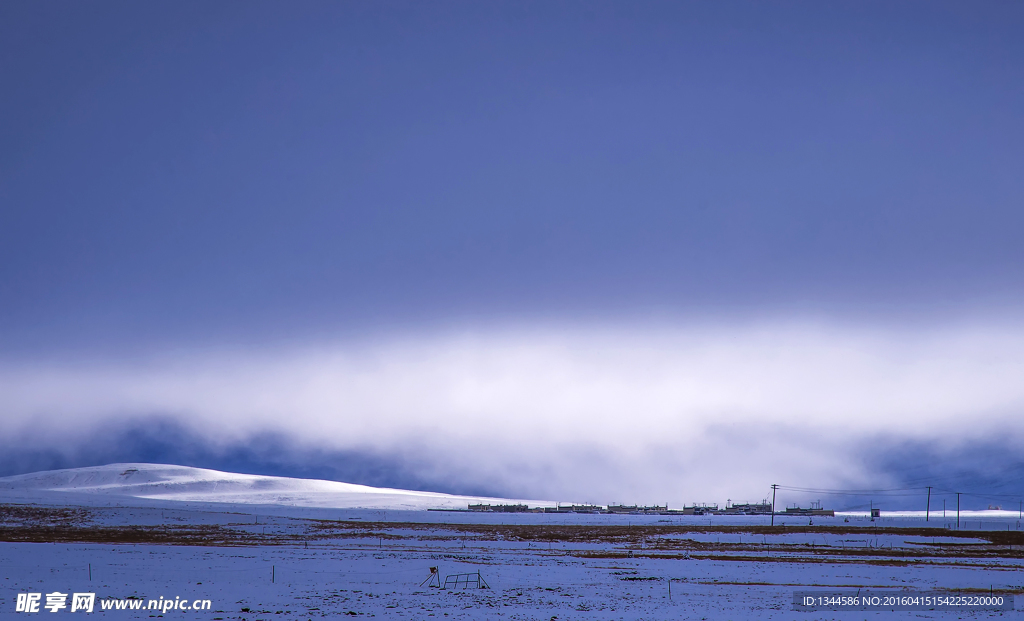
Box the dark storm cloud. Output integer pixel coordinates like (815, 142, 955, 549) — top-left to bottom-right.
(1, 2, 1023, 350)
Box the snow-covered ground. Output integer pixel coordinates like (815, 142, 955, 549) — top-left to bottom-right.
(3, 465, 1023, 619)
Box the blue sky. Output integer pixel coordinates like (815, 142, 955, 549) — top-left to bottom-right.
(2, 2, 1024, 509)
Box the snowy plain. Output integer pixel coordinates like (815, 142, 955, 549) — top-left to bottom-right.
(2, 464, 1023, 620)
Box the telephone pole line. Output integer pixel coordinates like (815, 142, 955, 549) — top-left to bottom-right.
(925, 486, 932, 522)
(771, 484, 779, 527)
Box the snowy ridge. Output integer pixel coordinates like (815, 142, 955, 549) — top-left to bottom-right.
(0, 463, 556, 510)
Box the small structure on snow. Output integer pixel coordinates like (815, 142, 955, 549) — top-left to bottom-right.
(420, 567, 441, 588)
(442, 571, 490, 589)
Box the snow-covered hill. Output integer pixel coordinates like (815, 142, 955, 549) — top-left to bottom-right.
(0, 463, 555, 511)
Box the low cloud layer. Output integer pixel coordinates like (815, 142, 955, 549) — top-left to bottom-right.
(3, 320, 1023, 507)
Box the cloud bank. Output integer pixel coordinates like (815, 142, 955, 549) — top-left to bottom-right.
(3, 319, 1023, 507)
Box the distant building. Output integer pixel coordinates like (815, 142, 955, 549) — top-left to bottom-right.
(679, 504, 719, 515)
(544, 504, 605, 513)
(606, 504, 668, 514)
(720, 500, 772, 515)
(783, 501, 835, 517)
(468, 503, 537, 513)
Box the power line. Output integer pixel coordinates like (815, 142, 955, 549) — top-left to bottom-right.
(771, 483, 1024, 513)
(776, 485, 926, 496)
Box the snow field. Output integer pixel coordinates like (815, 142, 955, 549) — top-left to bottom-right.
(3, 503, 1023, 620)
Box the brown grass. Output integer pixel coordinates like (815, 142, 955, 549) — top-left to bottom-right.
(0, 504, 91, 526)
(0, 524, 274, 546)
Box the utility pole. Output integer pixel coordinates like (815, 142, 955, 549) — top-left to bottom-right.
(956, 493, 961, 530)
(771, 484, 778, 527)
(926, 486, 932, 522)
